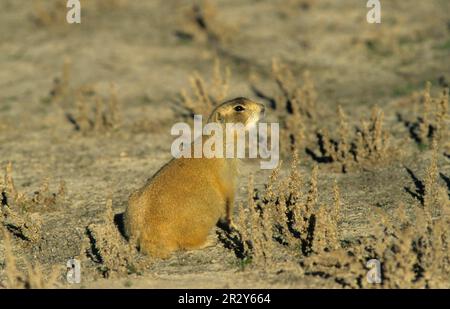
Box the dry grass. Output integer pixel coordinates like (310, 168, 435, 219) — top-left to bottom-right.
(1, 162, 66, 211)
(354, 106, 390, 164)
(271, 59, 318, 155)
(218, 151, 341, 270)
(42, 56, 447, 287)
(251, 59, 319, 156)
(1, 206, 42, 243)
(85, 196, 149, 278)
(0, 162, 67, 242)
(69, 83, 122, 134)
(312, 179, 341, 254)
(310, 105, 392, 172)
(362, 150, 450, 288)
(1, 0, 448, 290)
(218, 142, 450, 287)
(47, 60, 122, 134)
(398, 82, 449, 150)
(271, 58, 318, 121)
(180, 57, 230, 118)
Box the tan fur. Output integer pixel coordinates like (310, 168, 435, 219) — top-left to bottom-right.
(124, 97, 265, 258)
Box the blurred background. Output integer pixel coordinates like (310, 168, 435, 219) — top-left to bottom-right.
(1, 0, 449, 125)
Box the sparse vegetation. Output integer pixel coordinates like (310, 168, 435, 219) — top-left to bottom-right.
(180, 58, 230, 118)
(68, 83, 122, 134)
(1, 0, 450, 289)
(255, 58, 319, 156)
(0, 163, 67, 242)
(308, 105, 392, 172)
(398, 82, 449, 150)
(47, 60, 122, 134)
(219, 144, 450, 288)
(219, 152, 341, 267)
(85, 196, 148, 278)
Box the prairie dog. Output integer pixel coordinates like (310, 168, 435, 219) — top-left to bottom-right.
(124, 97, 265, 258)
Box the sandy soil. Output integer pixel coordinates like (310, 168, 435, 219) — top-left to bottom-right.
(0, 0, 449, 289)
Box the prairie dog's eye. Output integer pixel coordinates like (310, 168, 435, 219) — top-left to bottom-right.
(234, 105, 245, 112)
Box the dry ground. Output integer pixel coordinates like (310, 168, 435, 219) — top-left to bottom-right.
(0, 0, 449, 288)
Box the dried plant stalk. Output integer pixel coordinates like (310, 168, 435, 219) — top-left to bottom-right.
(86, 196, 147, 278)
(401, 82, 449, 148)
(314, 105, 390, 172)
(181, 58, 230, 117)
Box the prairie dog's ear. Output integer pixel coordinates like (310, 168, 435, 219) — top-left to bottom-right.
(211, 111, 223, 123)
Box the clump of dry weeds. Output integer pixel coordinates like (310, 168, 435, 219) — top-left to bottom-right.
(272, 59, 319, 155)
(47, 60, 122, 134)
(49, 59, 122, 135)
(309, 105, 391, 172)
(1, 162, 66, 211)
(0, 163, 66, 242)
(304, 191, 448, 288)
(219, 144, 449, 287)
(356, 151, 449, 288)
(218, 151, 341, 271)
(398, 82, 449, 150)
(304, 141, 450, 288)
(252, 59, 319, 156)
(180, 58, 230, 118)
(85, 196, 148, 278)
(271, 58, 318, 121)
(68, 83, 122, 134)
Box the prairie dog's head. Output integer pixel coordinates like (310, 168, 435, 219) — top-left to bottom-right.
(207, 97, 265, 128)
